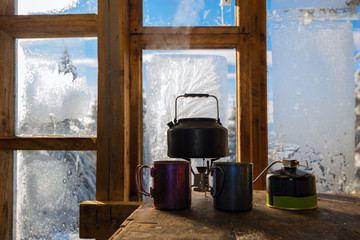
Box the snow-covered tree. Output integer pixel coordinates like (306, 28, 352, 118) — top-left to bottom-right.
(58, 47, 77, 81)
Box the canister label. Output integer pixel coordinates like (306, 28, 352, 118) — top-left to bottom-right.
(267, 193, 317, 210)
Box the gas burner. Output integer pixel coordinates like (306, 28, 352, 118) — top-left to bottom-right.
(193, 165, 210, 192)
(191, 158, 220, 196)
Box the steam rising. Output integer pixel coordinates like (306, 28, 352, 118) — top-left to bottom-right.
(173, 0, 205, 26)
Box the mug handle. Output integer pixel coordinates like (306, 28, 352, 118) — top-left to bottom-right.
(135, 165, 152, 196)
(210, 166, 224, 197)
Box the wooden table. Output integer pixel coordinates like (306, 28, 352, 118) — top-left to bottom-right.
(110, 191, 360, 239)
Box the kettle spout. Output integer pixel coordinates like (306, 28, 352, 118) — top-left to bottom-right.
(167, 121, 175, 128)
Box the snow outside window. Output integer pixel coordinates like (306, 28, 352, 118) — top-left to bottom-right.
(16, 38, 98, 137)
(15, 38, 98, 239)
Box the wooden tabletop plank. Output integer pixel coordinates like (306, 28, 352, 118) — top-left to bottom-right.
(111, 193, 233, 240)
(111, 191, 360, 240)
(229, 192, 360, 240)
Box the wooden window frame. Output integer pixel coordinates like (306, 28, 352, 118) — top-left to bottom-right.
(0, 1, 98, 239)
(0, 0, 267, 239)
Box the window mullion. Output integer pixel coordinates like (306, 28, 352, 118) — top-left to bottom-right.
(96, 0, 130, 202)
(0, 137, 96, 150)
(0, 2, 15, 240)
(0, 14, 97, 38)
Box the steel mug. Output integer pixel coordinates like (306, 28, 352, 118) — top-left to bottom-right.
(211, 162, 253, 211)
(136, 160, 191, 210)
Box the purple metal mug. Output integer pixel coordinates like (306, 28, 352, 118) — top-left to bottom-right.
(136, 160, 191, 210)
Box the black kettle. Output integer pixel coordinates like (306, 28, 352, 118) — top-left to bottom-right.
(167, 93, 229, 159)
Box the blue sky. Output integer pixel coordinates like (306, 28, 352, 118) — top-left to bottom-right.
(143, 0, 234, 26)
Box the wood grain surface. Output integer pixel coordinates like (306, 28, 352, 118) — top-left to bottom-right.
(110, 191, 360, 240)
(80, 200, 140, 239)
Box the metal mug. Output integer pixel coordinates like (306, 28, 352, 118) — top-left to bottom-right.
(211, 162, 253, 211)
(136, 160, 191, 210)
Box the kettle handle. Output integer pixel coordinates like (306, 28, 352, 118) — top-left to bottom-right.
(184, 93, 209, 98)
(174, 93, 220, 124)
(135, 165, 152, 196)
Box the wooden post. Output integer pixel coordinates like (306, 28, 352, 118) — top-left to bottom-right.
(97, 0, 131, 201)
(79, 201, 140, 239)
(0, 2, 15, 240)
(0, 15, 15, 240)
(129, 36, 142, 201)
(237, 0, 268, 190)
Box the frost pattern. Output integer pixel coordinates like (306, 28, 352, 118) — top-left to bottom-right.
(17, 0, 97, 15)
(15, 39, 97, 239)
(17, 40, 96, 136)
(270, 0, 350, 10)
(16, 151, 96, 239)
(270, 20, 357, 193)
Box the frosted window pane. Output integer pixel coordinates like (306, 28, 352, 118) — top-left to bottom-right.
(17, 0, 97, 15)
(267, 0, 360, 22)
(15, 150, 96, 239)
(16, 38, 98, 136)
(267, 0, 360, 193)
(143, 50, 236, 189)
(269, 0, 349, 10)
(143, 0, 234, 26)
